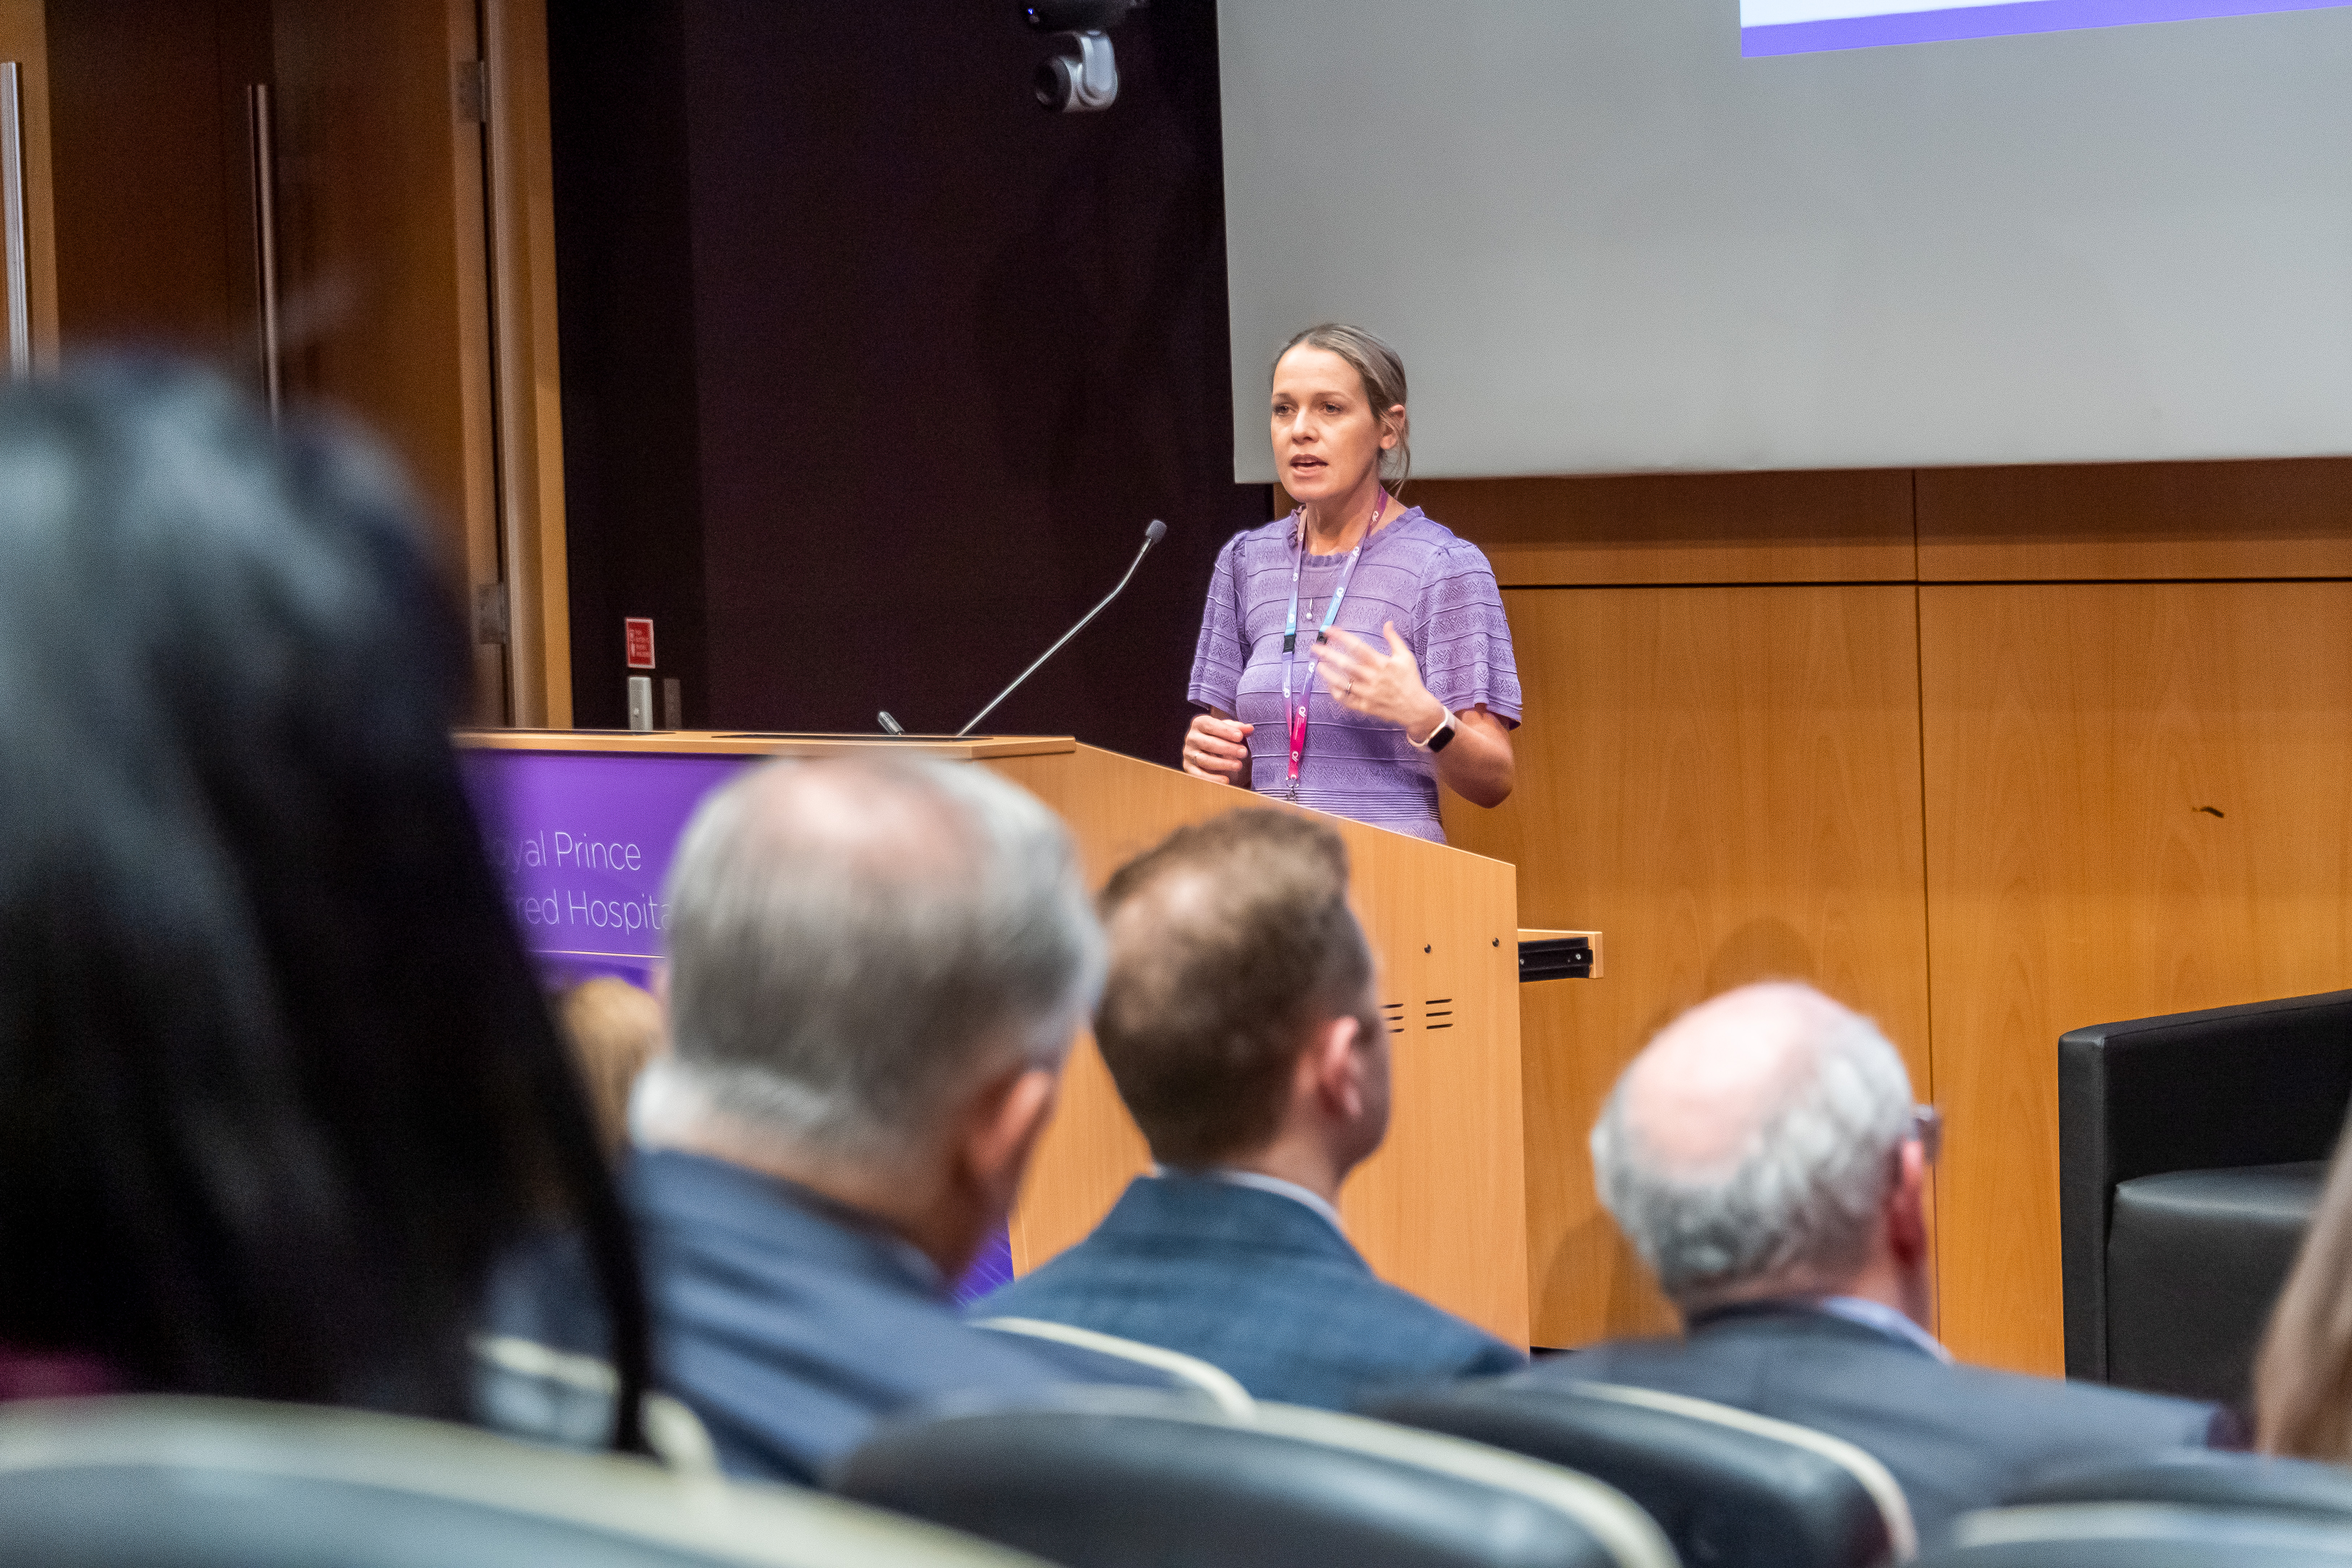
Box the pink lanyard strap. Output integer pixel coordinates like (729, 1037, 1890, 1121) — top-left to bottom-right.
(1279, 488, 1387, 796)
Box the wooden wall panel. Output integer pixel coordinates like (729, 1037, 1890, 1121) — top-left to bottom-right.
(1922, 583, 2352, 1375)
(1418, 470, 1915, 587)
(274, 0, 505, 722)
(1444, 585, 1934, 1348)
(1919, 460, 2352, 582)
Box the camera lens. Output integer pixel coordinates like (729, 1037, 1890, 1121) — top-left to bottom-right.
(1033, 56, 1075, 111)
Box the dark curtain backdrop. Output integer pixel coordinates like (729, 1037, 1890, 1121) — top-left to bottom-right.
(550, 0, 1269, 761)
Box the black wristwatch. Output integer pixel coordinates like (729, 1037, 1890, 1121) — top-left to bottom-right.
(1412, 709, 1458, 753)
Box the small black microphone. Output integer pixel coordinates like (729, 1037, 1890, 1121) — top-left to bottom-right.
(951, 518, 1167, 738)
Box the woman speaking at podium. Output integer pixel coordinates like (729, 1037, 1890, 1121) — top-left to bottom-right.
(1182, 323, 1520, 843)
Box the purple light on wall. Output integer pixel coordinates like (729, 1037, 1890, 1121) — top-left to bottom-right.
(1743, 0, 2351, 55)
(462, 745, 1016, 1296)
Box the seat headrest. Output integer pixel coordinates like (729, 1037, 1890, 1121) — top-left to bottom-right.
(0, 1394, 1029, 1568)
(1369, 1376, 1914, 1567)
(1936, 1501, 2352, 1565)
(835, 1388, 1673, 1568)
(2011, 1449, 2352, 1523)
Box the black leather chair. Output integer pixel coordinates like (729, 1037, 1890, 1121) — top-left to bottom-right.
(2060, 989, 2352, 1403)
(0, 1394, 1029, 1568)
(2010, 1448, 2352, 1525)
(832, 1388, 1679, 1568)
(1370, 1376, 1915, 1568)
(1913, 1502, 2352, 1566)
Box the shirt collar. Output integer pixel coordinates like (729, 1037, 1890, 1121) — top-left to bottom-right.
(1151, 1164, 1347, 1238)
(1684, 1293, 1951, 1363)
(1814, 1295, 1953, 1363)
(632, 1147, 946, 1296)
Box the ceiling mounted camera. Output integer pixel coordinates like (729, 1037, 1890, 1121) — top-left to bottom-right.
(1025, 0, 1145, 115)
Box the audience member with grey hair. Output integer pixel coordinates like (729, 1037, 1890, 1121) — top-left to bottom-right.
(1523, 981, 2230, 1547)
(1591, 982, 1921, 1316)
(618, 754, 1176, 1484)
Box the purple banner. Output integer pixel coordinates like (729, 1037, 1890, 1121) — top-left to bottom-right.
(462, 744, 1013, 1300)
(463, 749, 755, 989)
(1743, 0, 2351, 55)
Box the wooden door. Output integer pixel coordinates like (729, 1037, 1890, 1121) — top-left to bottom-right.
(35, 0, 568, 726)
(269, 0, 504, 721)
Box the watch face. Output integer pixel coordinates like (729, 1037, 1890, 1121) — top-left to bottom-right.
(1426, 721, 1455, 753)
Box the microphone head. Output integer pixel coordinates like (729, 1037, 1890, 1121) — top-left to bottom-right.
(1144, 518, 1167, 546)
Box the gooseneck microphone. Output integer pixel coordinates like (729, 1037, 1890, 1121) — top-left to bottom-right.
(939, 518, 1167, 739)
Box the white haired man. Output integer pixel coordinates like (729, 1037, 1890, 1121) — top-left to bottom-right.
(1528, 982, 2229, 1545)
(621, 755, 1175, 1483)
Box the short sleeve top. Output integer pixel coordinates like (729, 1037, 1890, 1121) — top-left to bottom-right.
(1186, 507, 1522, 843)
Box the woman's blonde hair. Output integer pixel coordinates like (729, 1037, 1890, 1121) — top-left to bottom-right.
(2256, 1119, 2352, 1458)
(558, 976, 668, 1159)
(1273, 323, 1410, 491)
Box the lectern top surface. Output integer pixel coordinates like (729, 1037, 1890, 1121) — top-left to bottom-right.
(452, 730, 1076, 761)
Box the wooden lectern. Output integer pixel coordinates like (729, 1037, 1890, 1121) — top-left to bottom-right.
(458, 730, 1530, 1345)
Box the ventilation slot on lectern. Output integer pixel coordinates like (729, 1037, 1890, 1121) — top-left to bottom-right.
(1424, 999, 1454, 1031)
(1381, 1001, 1405, 1036)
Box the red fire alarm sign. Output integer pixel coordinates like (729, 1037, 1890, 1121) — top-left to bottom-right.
(624, 618, 656, 669)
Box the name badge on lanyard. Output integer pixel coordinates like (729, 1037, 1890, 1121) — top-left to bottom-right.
(1280, 488, 1386, 798)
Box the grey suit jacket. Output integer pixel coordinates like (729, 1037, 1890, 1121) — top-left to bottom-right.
(627, 1150, 1177, 1484)
(977, 1174, 1525, 1409)
(1531, 1303, 2225, 1547)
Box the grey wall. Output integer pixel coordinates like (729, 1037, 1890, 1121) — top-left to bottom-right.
(1217, 0, 2352, 478)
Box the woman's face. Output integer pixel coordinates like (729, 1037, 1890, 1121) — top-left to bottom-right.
(1270, 346, 1396, 504)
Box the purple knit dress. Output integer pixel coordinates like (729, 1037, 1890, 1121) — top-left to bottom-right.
(1186, 507, 1522, 843)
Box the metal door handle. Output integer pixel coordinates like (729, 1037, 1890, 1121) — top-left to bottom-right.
(245, 84, 282, 418)
(2, 63, 31, 382)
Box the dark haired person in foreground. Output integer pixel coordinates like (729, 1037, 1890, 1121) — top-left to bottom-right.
(625, 754, 1178, 1483)
(1539, 982, 2226, 1545)
(0, 360, 647, 1437)
(978, 809, 1523, 1406)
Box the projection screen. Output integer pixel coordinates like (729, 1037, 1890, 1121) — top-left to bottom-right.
(1216, 0, 2352, 479)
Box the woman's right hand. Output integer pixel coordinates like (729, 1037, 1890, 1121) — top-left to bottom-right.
(1184, 711, 1253, 785)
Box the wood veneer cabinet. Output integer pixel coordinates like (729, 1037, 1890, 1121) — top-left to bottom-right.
(26, 0, 567, 726)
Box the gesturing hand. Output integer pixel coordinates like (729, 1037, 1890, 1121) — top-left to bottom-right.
(1183, 711, 1253, 784)
(1312, 621, 1450, 743)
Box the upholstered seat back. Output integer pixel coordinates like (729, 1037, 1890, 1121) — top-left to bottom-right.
(0, 1394, 1031, 1568)
(833, 1388, 1677, 1568)
(1920, 1502, 2352, 1566)
(1371, 1377, 1913, 1568)
(2012, 1449, 2352, 1525)
(2103, 1164, 2325, 1401)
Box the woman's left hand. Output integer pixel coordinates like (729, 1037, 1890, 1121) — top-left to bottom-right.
(1312, 621, 1450, 743)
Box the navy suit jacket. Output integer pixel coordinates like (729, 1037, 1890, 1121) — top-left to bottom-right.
(628, 1149, 1176, 1485)
(976, 1174, 1526, 1409)
(1534, 1304, 2225, 1547)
